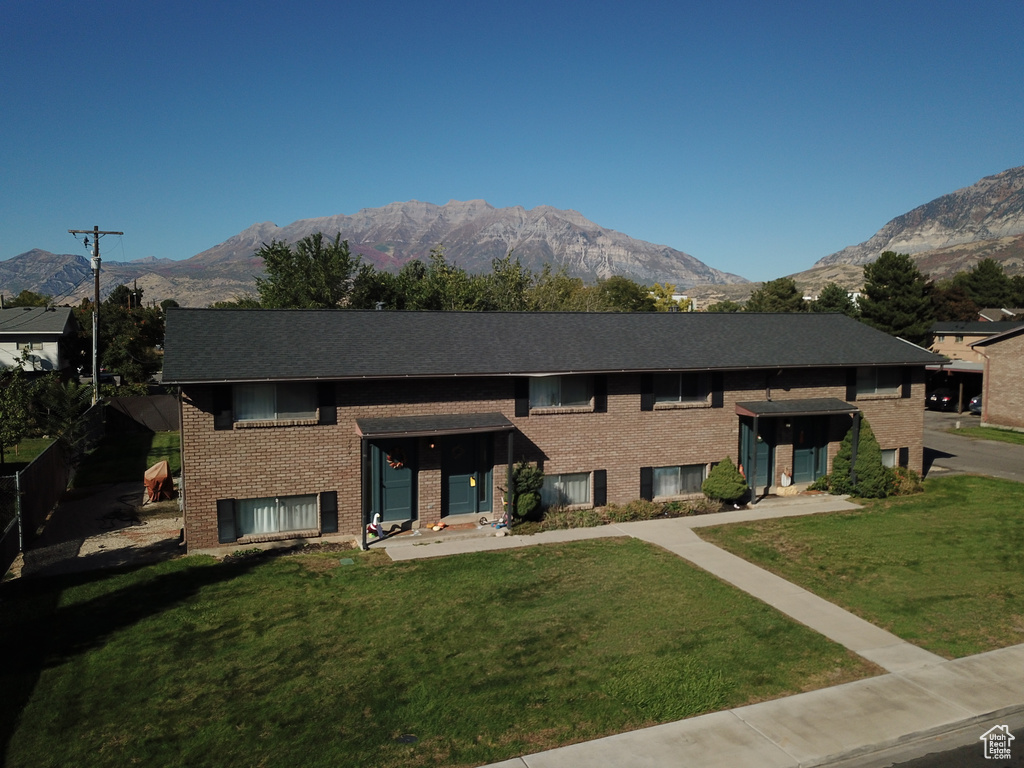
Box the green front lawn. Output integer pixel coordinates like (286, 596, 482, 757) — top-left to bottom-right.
(949, 425, 1024, 446)
(700, 476, 1024, 659)
(0, 538, 874, 768)
(72, 431, 180, 487)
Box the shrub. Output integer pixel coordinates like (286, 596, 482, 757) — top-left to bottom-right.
(512, 461, 544, 521)
(889, 466, 923, 496)
(702, 457, 747, 503)
(830, 417, 893, 498)
(605, 498, 663, 523)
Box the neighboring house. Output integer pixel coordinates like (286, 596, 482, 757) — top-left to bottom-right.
(162, 310, 944, 553)
(978, 307, 1024, 323)
(971, 324, 1024, 431)
(0, 307, 79, 374)
(930, 321, 1024, 363)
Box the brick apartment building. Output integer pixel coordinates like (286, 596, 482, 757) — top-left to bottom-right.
(163, 310, 943, 553)
(972, 324, 1024, 431)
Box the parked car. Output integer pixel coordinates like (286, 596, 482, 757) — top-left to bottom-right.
(969, 394, 982, 415)
(927, 388, 958, 412)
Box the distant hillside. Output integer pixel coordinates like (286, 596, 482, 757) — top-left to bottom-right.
(2, 201, 747, 307)
(814, 166, 1024, 277)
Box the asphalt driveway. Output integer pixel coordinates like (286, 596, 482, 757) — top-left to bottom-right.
(923, 410, 1024, 483)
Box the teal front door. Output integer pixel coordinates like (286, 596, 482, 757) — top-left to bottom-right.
(372, 441, 415, 523)
(792, 417, 827, 484)
(740, 418, 775, 495)
(442, 435, 492, 517)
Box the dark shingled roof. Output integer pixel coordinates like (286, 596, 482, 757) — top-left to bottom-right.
(735, 398, 859, 417)
(162, 309, 946, 384)
(930, 321, 1024, 334)
(0, 307, 76, 335)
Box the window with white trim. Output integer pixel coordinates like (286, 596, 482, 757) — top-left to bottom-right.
(652, 464, 706, 497)
(529, 376, 592, 409)
(880, 449, 897, 468)
(541, 472, 590, 507)
(654, 372, 707, 404)
(234, 382, 317, 421)
(856, 367, 900, 396)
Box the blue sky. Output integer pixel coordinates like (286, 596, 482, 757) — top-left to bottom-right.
(3, 0, 1022, 283)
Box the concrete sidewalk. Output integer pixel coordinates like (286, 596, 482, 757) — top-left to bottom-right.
(381, 496, 1024, 766)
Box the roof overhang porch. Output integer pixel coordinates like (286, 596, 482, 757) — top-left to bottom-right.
(733, 398, 860, 505)
(356, 412, 516, 550)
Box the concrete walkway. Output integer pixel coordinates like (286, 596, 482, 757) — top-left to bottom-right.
(381, 496, 1024, 766)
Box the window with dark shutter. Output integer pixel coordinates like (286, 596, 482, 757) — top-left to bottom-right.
(318, 382, 337, 425)
(593, 376, 607, 413)
(593, 470, 607, 506)
(514, 378, 529, 417)
(320, 491, 338, 533)
(640, 374, 654, 411)
(217, 499, 237, 543)
(640, 467, 653, 501)
(212, 386, 233, 430)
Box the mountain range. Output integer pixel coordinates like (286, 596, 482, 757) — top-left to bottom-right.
(2, 166, 1023, 307)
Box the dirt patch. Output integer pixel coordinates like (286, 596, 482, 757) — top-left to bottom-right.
(9, 481, 185, 580)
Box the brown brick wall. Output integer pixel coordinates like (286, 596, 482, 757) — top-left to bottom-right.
(979, 333, 1024, 430)
(180, 366, 928, 550)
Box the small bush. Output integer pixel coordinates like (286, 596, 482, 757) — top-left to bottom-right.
(702, 457, 747, 503)
(827, 417, 893, 498)
(512, 461, 544, 521)
(889, 466, 923, 496)
(605, 498, 662, 523)
(541, 505, 605, 529)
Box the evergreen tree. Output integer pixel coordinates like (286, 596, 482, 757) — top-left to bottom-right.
(858, 252, 933, 345)
(811, 283, 859, 316)
(702, 456, 747, 502)
(953, 258, 1013, 308)
(829, 417, 891, 498)
(744, 277, 807, 313)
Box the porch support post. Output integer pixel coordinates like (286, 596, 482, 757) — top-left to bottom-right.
(750, 415, 759, 505)
(360, 437, 370, 550)
(850, 412, 861, 489)
(506, 430, 514, 520)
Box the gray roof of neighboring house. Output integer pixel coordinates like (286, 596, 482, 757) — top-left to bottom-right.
(162, 309, 946, 384)
(978, 308, 1024, 322)
(931, 321, 1024, 334)
(971, 323, 1024, 348)
(0, 307, 76, 336)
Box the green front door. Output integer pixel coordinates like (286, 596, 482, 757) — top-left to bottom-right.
(442, 435, 492, 517)
(792, 417, 827, 484)
(740, 417, 775, 494)
(372, 441, 415, 523)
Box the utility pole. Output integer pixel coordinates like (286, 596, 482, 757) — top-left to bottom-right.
(68, 225, 123, 405)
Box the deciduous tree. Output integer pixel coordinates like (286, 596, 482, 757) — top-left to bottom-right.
(255, 233, 360, 308)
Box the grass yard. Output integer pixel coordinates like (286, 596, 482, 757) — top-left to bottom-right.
(949, 425, 1024, 446)
(3, 438, 55, 466)
(72, 431, 180, 487)
(700, 476, 1024, 659)
(0, 538, 875, 768)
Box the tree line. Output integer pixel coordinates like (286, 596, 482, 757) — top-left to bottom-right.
(705, 253, 1024, 345)
(214, 233, 691, 314)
